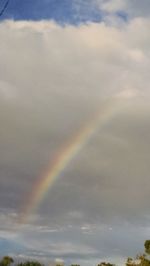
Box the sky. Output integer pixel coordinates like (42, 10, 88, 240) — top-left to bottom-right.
(1, 0, 150, 265)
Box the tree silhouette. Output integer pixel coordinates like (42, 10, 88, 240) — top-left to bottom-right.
(98, 262, 115, 266)
(0, 256, 14, 266)
(17, 261, 44, 266)
(145, 240, 150, 255)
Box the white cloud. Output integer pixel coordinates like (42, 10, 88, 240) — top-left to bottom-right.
(101, 0, 126, 12)
(88, 0, 150, 21)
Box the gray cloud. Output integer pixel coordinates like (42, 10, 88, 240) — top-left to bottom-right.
(0, 19, 150, 264)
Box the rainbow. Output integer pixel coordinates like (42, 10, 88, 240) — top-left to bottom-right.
(19, 98, 122, 224)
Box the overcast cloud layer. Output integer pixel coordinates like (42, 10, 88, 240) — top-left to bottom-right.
(1, 3, 150, 265)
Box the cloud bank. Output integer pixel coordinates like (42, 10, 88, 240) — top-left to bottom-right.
(0, 17, 150, 264)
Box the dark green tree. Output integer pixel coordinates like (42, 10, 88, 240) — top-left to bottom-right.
(97, 262, 115, 266)
(0, 256, 14, 266)
(144, 241, 150, 255)
(17, 262, 43, 266)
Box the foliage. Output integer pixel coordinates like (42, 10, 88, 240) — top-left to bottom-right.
(0, 256, 14, 266)
(17, 261, 43, 266)
(126, 253, 150, 266)
(144, 240, 150, 255)
(97, 262, 115, 266)
(1, 241, 150, 266)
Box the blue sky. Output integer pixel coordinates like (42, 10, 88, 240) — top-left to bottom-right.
(0, 0, 102, 23)
(0, 0, 150, 23)
(0, 0, 129, 24)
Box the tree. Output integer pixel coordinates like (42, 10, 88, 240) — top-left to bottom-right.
(97, 262, 115, 266)
(126, 257, 136, 266)
(126, 253, 150, 266)
(0, 256, 14, 266)
(17, 261, 44, 266)
(144, 241, 150, 255)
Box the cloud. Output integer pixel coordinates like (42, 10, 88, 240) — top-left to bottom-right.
(101, 0, 126, 12)
(0, 18, 150, 264)
(99, 0, 150, 19)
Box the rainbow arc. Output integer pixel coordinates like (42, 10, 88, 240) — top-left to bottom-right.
(19, 98, 122, 224)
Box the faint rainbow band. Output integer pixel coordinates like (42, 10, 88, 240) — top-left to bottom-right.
(19, 98, 123, 224)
